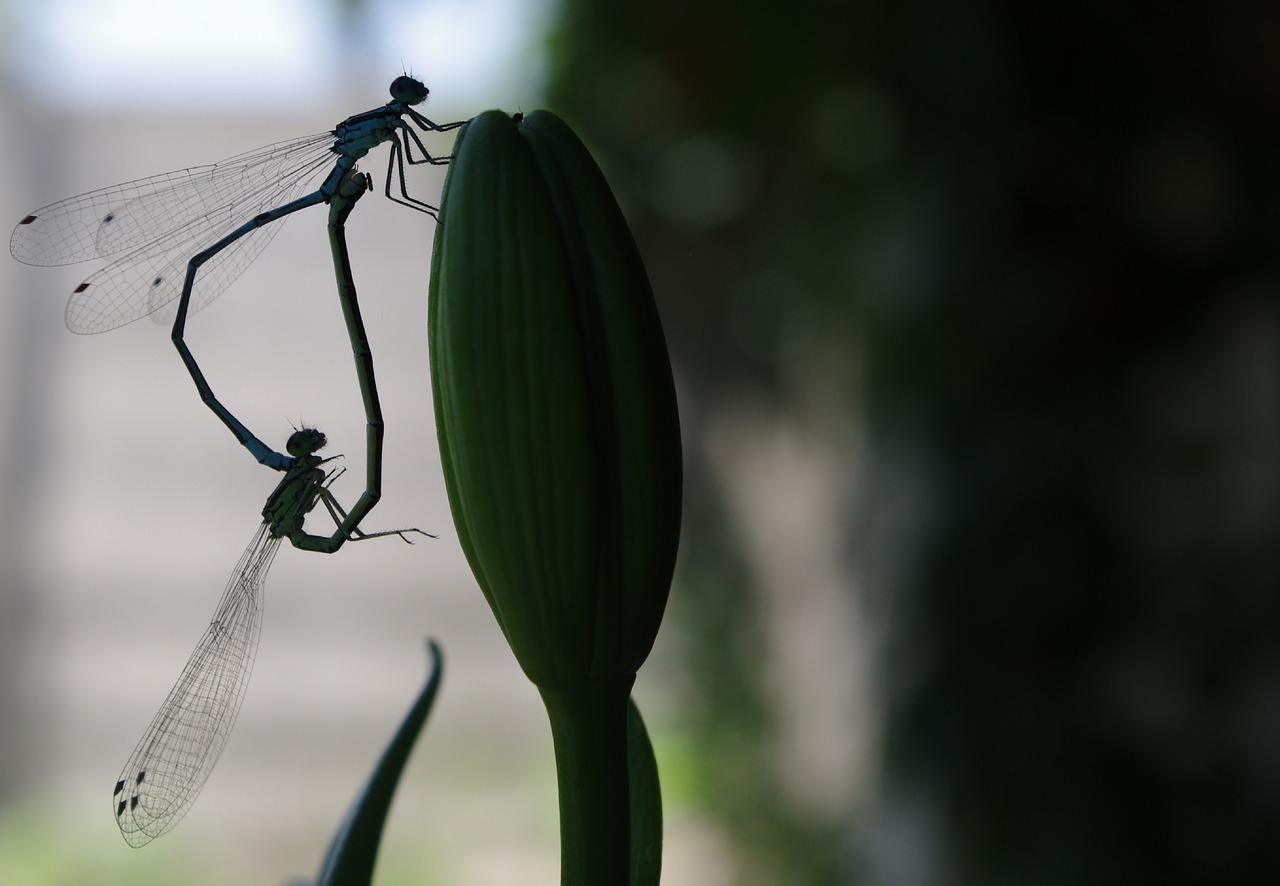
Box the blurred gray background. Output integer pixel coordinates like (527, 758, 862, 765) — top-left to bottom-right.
(0, 1, 593, 883)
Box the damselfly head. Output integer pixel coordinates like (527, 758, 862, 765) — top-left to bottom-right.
(286, 427, 327, 458)
(390, 75, 429, 106)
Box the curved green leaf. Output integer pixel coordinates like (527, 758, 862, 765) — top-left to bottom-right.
(310, 639, 444, 886)
(628, 698, 663, 886)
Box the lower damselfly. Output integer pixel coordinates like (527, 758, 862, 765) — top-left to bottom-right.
(113, 426, 431, 848)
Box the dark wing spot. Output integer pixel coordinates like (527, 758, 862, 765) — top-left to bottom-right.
(117, 798, 127, 817)
(150, 276, 163, 288)
(114, 779, 125, 796)
(136, 770, 146, 784)
(18, 215, 35, 226)
(130, 795, 140, 810)
(102, 212, 115, 224)
(74, 282, 90, 293)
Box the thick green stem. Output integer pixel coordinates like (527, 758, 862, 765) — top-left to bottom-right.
(539, 673, 636, 886)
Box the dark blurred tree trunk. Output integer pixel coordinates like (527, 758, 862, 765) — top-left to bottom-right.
(545, 1, 1280, 884)
(872, 4, 1280, 883)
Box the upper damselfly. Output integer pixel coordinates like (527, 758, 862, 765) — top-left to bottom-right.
(11, 75, 466, 471)
(11, 75, 465, 335)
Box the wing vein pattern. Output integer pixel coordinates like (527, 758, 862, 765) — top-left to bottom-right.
(10, 132, 336, 333)
(113, 522, 282, 848)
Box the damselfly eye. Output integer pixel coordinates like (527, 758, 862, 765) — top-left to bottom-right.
(390, 75, 428, 105)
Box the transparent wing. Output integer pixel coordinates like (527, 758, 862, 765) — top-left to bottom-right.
(113, 522, 282, 848)
(66, 144, 336, 334)
(11, 131, 338, 334)
(11, 131, 334, 266)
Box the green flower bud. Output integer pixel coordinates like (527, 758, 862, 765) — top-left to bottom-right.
(428, 110, 682, 690)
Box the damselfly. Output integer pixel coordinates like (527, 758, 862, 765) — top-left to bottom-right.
(112, 426, 431, 848)
(104, 172, 430, 847)
(11, 75, 465, 469)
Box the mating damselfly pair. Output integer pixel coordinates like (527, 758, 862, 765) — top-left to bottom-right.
(11, 75, 462, 847)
